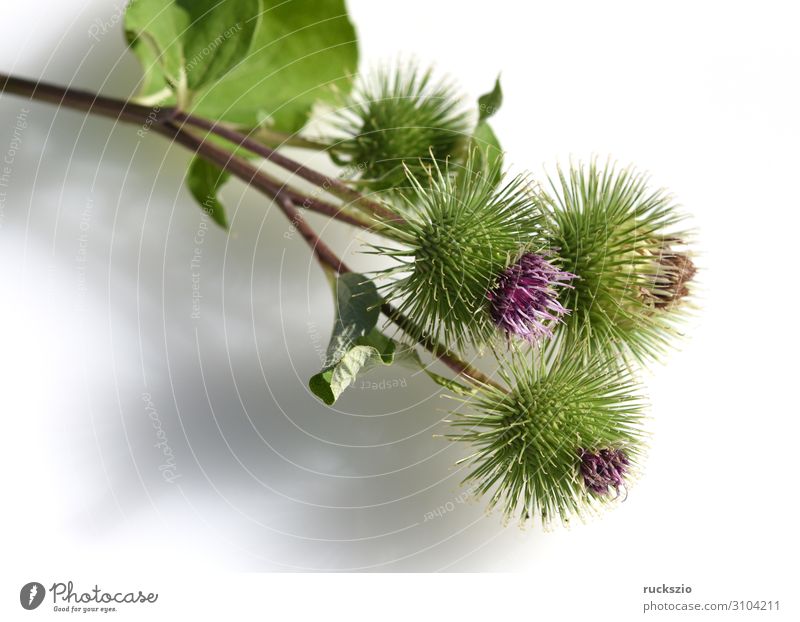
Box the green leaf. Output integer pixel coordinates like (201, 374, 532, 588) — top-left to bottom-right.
(354, 329, 396, 364)
(477, 75, 503, 122)
(309, 329, 396, 406)
(186, 157, 230, 229)
(308, 273, 383, 404)
(125, 0, 190, 92)
(308, 272, 473, 404)
(191, 0, 359, 132)
(307, 272, 473, 405)
(125, 0, 261, 103)
(455, 77, 504, 187)
(325, 272, 382, 364)
(309, 330, 473, 405)
(473, 77, 504, 183)
(424, 369, 474, 396)
(128, 35, 173, 101)
(126, 0, 358, 130)
(472, 121, 503, 185)
(179, 0, 261, 90)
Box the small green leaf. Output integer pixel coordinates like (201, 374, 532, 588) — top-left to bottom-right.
(310, 329, 397, 405)
(472, 121, 503, 185)
(308, 369, 338, 405)
(473, 77, 504, 183)
(454, 77, 504, 187)
(309, 328, 474, 405)
(454, 120, 503, 189)
(186, 157, 230, 229)
(325, 272, 382, 365)
(309, 345, 376, 405)
(309, 273, 385, 405)
(354, 329, 396, 364)
(478, 75, 503, 122)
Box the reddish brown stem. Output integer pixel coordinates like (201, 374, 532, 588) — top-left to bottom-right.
(0, 71, 501, 391)
(171, 111, 404, 225)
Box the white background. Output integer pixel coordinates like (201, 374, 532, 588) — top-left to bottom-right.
(0, 0, 798, 619)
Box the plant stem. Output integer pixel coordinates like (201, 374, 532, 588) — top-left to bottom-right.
(380, 303, 502, 389)
(156, 121, 350, 274)
(0, 72, 175, 125)
(0, 73, 370, 230)
(253, 126, 330, 151)
(164, 121, 496, 385)
(0, 71, 500, 391)
(280, 190, 376, 231)
(172, 111, 404, 225)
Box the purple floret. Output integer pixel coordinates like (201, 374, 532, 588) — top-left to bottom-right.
(579, 449, 630, 495)
(487, 253, 575, 340)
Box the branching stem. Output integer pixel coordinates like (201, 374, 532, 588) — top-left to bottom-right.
(172, 110, 404, 225)
(0, 72, 501, 391)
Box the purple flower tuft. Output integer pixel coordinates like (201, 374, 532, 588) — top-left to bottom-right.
(487, 253, 575, 341)
(579, 448, 630, 495)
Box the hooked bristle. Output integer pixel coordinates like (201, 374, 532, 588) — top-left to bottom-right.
(327, 62, 473, 194)
(541, 160, 694, 363)
(375, 154, 544, 350)
(448, 352, 646, 526)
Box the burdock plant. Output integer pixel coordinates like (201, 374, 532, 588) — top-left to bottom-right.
(327, 62, 472, 194)
(449, 352, 645, 525)
(373, 155, 548, 350)
(540, 161, 695, 363)
(0, 0, 697, 529)
(487, 252, 576, 342)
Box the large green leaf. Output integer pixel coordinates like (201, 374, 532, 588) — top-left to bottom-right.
(125, 0, 357, 131)
(191, 0, 358, 132)
(125, 0, 261, 99)
(179, 0, 262, 90)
